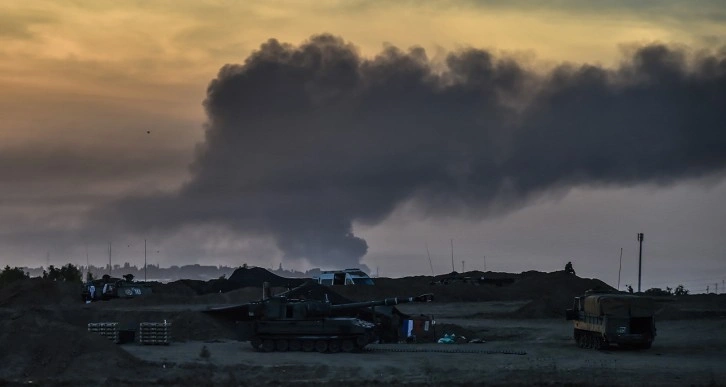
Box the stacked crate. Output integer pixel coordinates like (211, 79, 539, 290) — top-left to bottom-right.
(138, 321, 172, 345)
(88, 322, 120, 344)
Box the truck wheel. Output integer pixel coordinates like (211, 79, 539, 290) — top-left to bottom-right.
(341, 340, 355, 352)
(289, 340, 302, 352)
(302, 340, 315, 352)
(636, 342, 652, 350)
(328, 340, 341, 353)
(584, 334, 593, 349)
(593, 336, 602, 350)
(315, 340, 328, 353)
(250, 337, 262, 350)
(275, 339, 289, 352)
(261, 339, 275, 352)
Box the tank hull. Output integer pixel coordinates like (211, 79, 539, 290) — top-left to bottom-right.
(251, 317, 376, 352)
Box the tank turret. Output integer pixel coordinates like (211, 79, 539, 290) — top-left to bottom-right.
(247, 293, 433, 353)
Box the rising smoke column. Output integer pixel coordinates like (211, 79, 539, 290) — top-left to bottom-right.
(100, 35, 726, 268)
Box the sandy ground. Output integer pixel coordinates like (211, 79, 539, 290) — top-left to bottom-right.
(119, 318, 726, 386)
(2, 278, 725, 386)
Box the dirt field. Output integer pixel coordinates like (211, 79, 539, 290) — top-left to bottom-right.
(1, 276, 725, 386)
(123, 319, 726, 386)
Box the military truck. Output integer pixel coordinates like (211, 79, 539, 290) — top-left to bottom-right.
(566, 292, 656, 349)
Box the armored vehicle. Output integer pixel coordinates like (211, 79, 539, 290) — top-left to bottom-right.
(247, 293, 433, 352)
(566, 292, 656, 349)
(82, 278, 152, 302)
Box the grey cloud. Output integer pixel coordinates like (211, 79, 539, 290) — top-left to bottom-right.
(0, 144, 187, 185)
(98, 35, 726, 269)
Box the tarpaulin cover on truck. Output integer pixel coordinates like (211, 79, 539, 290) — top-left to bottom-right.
(583, 295, 655, 317)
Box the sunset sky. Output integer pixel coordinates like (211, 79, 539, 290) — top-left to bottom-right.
(2, 0, 725, 292)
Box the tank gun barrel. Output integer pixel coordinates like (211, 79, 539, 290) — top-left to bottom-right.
(330, 293, 433, 310)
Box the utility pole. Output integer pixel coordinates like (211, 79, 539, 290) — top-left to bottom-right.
(637, 233, 644, 293)
(109, 242, 112, 276)
(450, 239, 455, 273)
(617, 248, 623, 291)
(144, 239, 147, 282)
(86, 245, 89, 281)
(483, 255, 486, 272)
(462, 260, 465, 273)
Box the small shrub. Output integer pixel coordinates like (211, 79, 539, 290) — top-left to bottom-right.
(199, 345, 211, 359)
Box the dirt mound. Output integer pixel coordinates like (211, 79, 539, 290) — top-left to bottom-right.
(0, 278, 80, 307)
(0, 310, 138, 380)
(228, 267, 306, 288)
(507, 271, 614, 318)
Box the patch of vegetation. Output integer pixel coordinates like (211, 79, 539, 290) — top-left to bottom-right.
(644, 285, 689, 296)
(0, 266, 29, 287)
(42, 263, 82, 283)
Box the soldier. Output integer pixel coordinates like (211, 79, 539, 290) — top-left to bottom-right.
(88, 284, 96, 302)
(565, 261, 576, 275)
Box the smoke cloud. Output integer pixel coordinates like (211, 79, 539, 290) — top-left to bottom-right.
(98, 35, 726, 269)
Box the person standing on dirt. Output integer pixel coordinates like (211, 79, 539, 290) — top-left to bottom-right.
(565, 261, 576, 275)
(88, 284, 96, 302)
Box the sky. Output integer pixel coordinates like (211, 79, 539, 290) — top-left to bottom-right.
(1, 0, 725, 292)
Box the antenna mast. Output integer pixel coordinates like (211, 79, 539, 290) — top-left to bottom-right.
(637, 233, 644, 293)
(450, 239, 455, 273)
(617, 247, 623, 290)
(108, 242, 112, 276)
(426, 242, 434, 276)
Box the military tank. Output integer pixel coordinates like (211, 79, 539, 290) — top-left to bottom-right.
(246, 293, 433, 352)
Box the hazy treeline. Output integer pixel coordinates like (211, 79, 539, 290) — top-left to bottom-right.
(15, 263, 324, 282)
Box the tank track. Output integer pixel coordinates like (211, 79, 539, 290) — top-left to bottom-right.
(573, 328, 606, 349)
(250, 338, 526, 355)
(251, 336, 368, 353)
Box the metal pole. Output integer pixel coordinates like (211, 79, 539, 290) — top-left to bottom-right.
(109, 242, 112, 276)
(637, 233, 644, 293)
(426, 242, 434, 276)
(617, 247, 623, 291)
(450, 239, 455, 273)
(144, 239, 147, 282)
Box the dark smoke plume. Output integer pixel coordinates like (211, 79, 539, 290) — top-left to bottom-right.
(100, 35, 726, 268)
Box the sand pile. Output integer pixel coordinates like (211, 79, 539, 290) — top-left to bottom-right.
(0, 278, 80, 307)
(0, 310, 138, 380)
(228, 267, 306, 288)
(506, 271, 614, 318)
